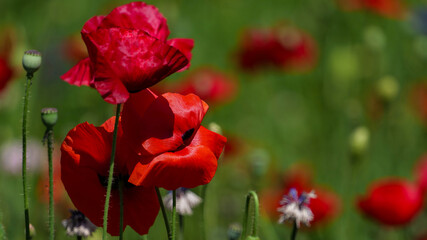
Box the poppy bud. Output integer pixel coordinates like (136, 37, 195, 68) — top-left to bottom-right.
(208, 122, 223, 135)
(245, 236, 260, 240)
(29, 224, 36, 238)
(349, 126, 370, 156)
(22, 50, 42, 74)
(41, 108, 58, 129)
(376, 76, 399, 102)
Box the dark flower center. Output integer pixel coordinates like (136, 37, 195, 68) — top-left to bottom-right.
(182, 128, 195, 142)
(98, 175, 135, 189)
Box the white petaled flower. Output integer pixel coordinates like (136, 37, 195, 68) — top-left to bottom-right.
(62, 210, 97, 237)
(163, 188, 202, 215)
(277, 188, 316, 228)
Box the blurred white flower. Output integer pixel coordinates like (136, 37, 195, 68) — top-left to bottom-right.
(163, 188, 202, 215)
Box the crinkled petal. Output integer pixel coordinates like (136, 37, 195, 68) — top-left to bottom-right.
(61, 58, 93, 87)
(128, 127, 226, 190)
(167, 38, 194, 71)
(93, 77, 130, 104)
(100, 2, 169, 41)
(88, 28, 188, 93)
(121, 92, 208, 156)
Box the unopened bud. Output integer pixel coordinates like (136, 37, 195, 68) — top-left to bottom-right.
(376, 76, 399, 102)
(22, 50, 41, 74)
(208, 122, 223, 135)
(41, 108, 58, 129)
(249, 149, 270, 178)
(245, 236, 260, 240)
(29, 223, 36, 238)
(349, 126, 370, 156)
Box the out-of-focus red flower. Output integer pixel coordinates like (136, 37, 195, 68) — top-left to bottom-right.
(410, 82, 427, 125)
(61, 117, 160, 236)
(337, 0, 406, 19)
(121, 89, 227, 190)
(415, 154, 427, 195)
(357, 178, 424, 226)
(236, 25, 317, 72)
(261, 165, 341, 227)
(171, 67, 238, 106)
(0, 58, 13, 92)
(61, 2, 194, 104)
(62, 34, 88, 63)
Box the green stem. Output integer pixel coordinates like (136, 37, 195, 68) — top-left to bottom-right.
(102, 103, 121, 240)
(77, 236, 82, 240)
(140, 235, 148, 240)
(200, 184, 208, 240)
(47, 129, 54, 240)
(119, 177, 124, 240)
(242, 191, 259, 239)
(155, 187, 172, 240)
(22, 73, 33, 240)
(178, 214, 184, 240)
(172, 190, 177, 240)
(291, 221, 298, 240)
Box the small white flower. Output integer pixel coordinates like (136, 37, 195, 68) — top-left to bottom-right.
(62, 210, 97, 237)
(163, 188, 202, 215)
(277, 188, 316, 228)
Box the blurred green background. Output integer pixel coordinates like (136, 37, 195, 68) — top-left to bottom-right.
(1, 0, 427, 239)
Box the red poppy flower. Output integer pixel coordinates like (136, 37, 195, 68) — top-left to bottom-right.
(63, 34, 88, 63)
(415, 154, 427, 195)
(61, 117, 160, 236)
(261, 165, 341, 227)
(0, 57, 13, 92)
(121, 89, 227, 190)
(357, 178, 424, 226)
(337, 0, 406, 18)
(410, 82, 427, 125)
(61, 2, 194, 104)
(236, 25, 317, 72)
(171, 67, 237, 105)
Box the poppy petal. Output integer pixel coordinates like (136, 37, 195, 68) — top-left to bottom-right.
(99, 1, 169, 41)
(128, 145, 218, 190)
(88, 28, 188, 93)
(167, 38, 194, 71)
(93, 77, 130, 104)
(61, 57, 93, 87)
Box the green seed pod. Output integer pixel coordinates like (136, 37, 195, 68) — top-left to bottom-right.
(41, 108, 58, 129)
(349, 126, 370, 156)
(376, 75, 399, 102)
(208, 122, 223, 135)
(22, 50, 42, 74)
(245, 236, 260, 240)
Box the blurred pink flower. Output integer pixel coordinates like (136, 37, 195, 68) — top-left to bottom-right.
(0, 139, 46, 174)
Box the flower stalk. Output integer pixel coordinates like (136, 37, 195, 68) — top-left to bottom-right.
(119, 177, 124, 240)
(242, 191, 260, 239)
(102, 103, 121, 239)
(156, 187, 172, 240)
(200, 184, 208, 240)
(172, 190, 177, 240)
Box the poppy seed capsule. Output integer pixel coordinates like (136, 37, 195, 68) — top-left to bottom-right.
(22, 50, 42, 74)
(41, 108, 58, 129)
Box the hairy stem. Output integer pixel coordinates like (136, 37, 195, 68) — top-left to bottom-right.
(155, 187, 172, 240)
(102, 103, 121, 239)
(22, 73, 33, 240)
(47, 129, 54, 240)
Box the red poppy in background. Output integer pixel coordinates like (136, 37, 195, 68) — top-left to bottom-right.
(62, 33, 88, 63)
(337, 0, 406, 19)
(61, 2, 194, 104)
(0, 27, 15, 93)
(236, 25, 317, 72)
(171, 67, 238, 106)
(357, 178, 423, 226)
(0, 58, 13, 92)
(61, 117, 160, 236)
(261, 165, 341, 227)
(415, 154, 427, 195)
(410, 82, 427, 125)
(121, 89, 227, 190)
